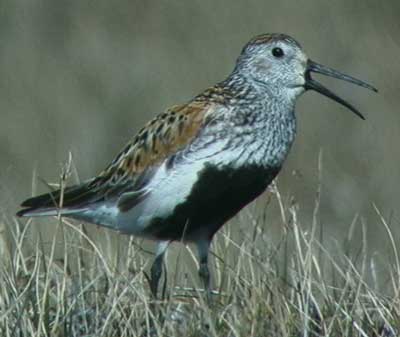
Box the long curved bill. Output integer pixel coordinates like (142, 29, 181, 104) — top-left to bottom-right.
(305, 60, 378, 120)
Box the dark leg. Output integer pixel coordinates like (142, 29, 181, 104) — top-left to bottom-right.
(150, 241, 169, 299)
(196, 240, 211, 303)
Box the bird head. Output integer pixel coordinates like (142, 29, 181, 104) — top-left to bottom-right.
(236, 33, 377, 119)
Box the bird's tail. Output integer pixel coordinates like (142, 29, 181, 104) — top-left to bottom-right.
(16, 180, 99, 218)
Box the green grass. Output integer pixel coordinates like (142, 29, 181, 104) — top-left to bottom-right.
(1, 181, 399, 337)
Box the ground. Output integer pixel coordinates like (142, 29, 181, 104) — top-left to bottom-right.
(1, 182, 398, 337)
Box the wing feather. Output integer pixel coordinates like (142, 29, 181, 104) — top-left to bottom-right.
(17, 99, 214, 217)
(99, 100, 212, 181)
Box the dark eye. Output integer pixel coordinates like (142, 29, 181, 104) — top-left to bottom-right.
(272, 47, 284, 58)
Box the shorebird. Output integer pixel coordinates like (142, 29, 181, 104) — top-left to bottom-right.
(17, 33, 377, 299)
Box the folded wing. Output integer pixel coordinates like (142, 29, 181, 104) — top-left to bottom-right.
(17, 100, 213, 218)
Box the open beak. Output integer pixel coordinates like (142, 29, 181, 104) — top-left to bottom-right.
(305, 60, 378, 120)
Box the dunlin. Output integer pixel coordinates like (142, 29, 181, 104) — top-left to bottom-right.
(17, 33, 377, 299)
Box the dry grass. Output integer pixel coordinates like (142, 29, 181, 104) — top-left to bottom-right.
(1, 178, 399, 337)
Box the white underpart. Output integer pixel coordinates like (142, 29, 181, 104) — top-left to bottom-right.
(80, 204, 120, 229)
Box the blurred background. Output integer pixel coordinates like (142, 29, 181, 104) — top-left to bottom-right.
(1, 0, 399, 284)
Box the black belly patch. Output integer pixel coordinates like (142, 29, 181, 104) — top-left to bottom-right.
(144, 164, 281, 241)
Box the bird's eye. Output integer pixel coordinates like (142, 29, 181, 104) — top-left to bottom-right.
(272, 47, 284, 58)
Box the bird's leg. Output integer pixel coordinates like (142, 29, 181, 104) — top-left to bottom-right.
(150, 241, 169, 299)
(196, 240, 212, 304)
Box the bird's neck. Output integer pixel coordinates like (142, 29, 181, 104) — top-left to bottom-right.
(191, 72, 297, 169)
(222, 69, 298, 109)
(214, 72, 298, 168)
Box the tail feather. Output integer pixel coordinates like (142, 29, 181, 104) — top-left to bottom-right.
(16, 206, 84, 218)
(17, 180, 102, 218)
